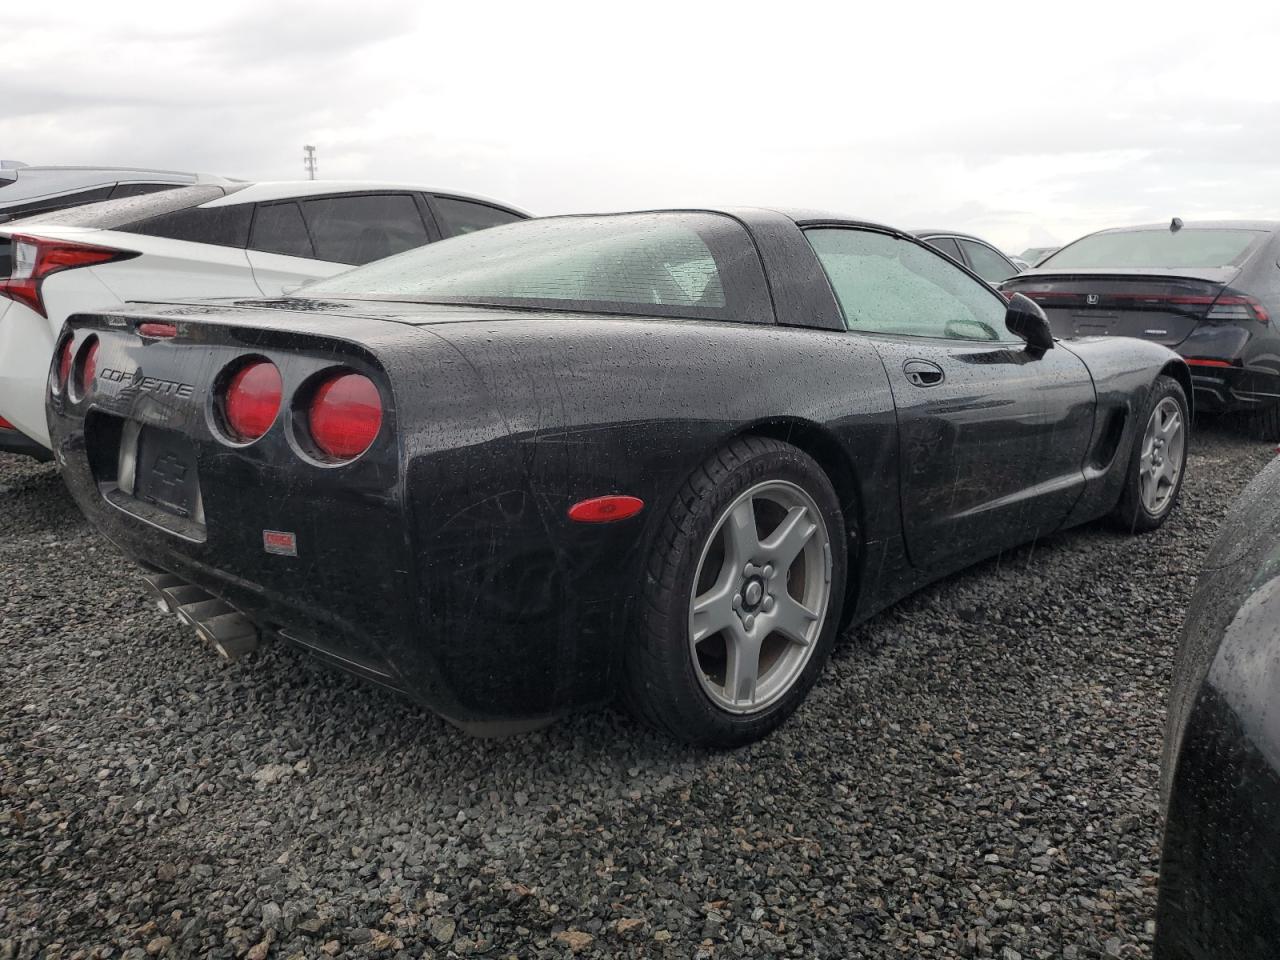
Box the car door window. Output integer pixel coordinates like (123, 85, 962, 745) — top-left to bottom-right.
(925, 236, 962, 261)
(432, 196, 524, 237)
(806, 228, 1015, 342)
(958, 239, 1019, 283)
(299, 194, 430, 265)
(249, 202, 314, 259)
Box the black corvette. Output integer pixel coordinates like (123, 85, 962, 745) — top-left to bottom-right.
(1156, 454, 1280, 958)
(47, 209, 1193, 745)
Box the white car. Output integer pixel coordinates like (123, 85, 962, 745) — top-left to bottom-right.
(0, 180, 528, 456)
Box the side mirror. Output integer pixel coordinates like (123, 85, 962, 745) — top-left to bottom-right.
(1004, 293, 1054, 353)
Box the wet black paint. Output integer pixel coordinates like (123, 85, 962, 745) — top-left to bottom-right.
(47, 209, 1191, 732)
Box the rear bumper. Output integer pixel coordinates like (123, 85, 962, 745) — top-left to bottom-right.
(1184, 362, 1280, 414)
(46, 312, 637, 730)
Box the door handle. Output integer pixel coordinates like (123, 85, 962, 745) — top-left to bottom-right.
(903, 359, 945, 387)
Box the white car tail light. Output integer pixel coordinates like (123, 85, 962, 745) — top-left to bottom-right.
(0, 234, 139, 317)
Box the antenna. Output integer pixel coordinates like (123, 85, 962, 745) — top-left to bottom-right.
(303, 145, 317, 181)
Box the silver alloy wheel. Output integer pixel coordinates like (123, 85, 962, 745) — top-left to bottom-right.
(1139, 396, 1186, 515)
(687, 479, 832, 714)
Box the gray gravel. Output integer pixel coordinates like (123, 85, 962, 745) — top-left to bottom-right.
(1, 421, 1275, 960)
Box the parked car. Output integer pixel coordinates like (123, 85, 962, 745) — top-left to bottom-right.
(0, 161, 226, 223)
(1001, 220, 1280, 438)
(46, 210, 1192, 745)
(0, 181, 528, 457)
(1156, 453, 1280, 958)
(915, 230, 1023, 285)
(1008, 255, 1032, 272)
(1019, 245, 1058, 266)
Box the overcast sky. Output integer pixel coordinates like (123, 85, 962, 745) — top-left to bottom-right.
(4, 1, 1279, 254)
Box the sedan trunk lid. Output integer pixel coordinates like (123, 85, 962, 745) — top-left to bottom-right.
(1002, 268, 1241, 347)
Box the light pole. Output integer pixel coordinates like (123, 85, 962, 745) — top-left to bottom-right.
(303, 145, 317, 180)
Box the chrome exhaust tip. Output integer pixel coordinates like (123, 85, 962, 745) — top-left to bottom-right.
(139, 573, 189, 612)
(140, 575, 261, 661)
(193, 612, 259, 661)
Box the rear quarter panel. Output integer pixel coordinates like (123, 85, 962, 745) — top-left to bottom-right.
(392, 315, 903, 717)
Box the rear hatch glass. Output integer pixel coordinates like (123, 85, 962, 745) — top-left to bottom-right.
(299, 212, 774, 325)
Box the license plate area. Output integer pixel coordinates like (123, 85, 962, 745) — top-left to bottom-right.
(87, 412, 208, 543)
(132, 425, 202, 520)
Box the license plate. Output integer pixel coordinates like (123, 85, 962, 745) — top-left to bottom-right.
(132, 426, 201, 519)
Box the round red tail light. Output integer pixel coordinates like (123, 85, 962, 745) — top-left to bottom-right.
(56, 337, 74, 392)
(78, 337, 99, 397)
(308, 372, 382, 460)
(223, 360, 282, 442)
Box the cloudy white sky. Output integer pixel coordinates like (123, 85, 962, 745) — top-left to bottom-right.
(4, 1, 1280, 255)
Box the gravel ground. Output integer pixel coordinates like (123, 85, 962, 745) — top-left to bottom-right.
(1, 421, 1275, 960)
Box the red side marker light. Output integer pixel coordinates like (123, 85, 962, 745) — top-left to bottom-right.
(1184, 358, 1233, 368)
(568, 495, 645, 523)
(0, 417, 13, 430)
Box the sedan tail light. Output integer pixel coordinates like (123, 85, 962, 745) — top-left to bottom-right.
(1207, 288, 1270, 324)
(221, 360, 283, 442)
(306, 372, 382, 460)
(0, 234, 139, 317)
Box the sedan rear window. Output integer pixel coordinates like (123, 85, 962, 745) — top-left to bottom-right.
(301, 213, 772, 323)
(1044, 228, 1266, 269)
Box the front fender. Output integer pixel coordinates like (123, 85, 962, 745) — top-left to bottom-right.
(1058, 337, 1189, 527)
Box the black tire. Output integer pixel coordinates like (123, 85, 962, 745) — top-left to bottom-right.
(1248, 403, 1280, 443)
(1111, 374, 1190, 533)
(623, 437, 847, 747)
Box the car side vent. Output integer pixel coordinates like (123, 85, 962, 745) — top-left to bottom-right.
(1089, 407, 1128, 469)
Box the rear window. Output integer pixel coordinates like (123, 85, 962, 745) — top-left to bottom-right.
(301, 213, 772, 323)
(6, 184, 242, 230)
(1044, 228, 1266, 269)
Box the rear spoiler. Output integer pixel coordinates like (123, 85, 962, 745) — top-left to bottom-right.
(1005, 267, 1240, 286)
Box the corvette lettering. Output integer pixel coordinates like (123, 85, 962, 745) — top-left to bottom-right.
(99, 367, 194, 399)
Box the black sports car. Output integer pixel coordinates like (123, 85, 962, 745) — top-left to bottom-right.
(47, 209, 1193, 746)
(1001, 220, 1280, 438)
(1156, 454, 1280, 958)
